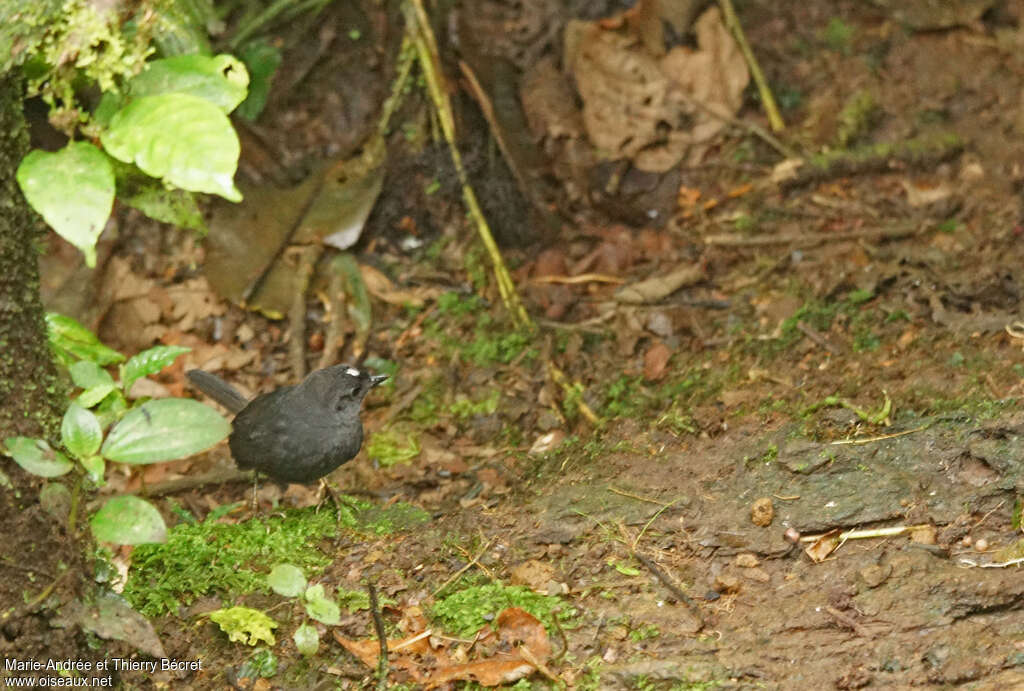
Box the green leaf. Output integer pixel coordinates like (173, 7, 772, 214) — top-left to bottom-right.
(61, 402, 103, 459)
(128, 54, 249, 112)
(70, 360, 115, 389)
(150, 0, 215, 57)
(90, 496, 167, 544)
(123, 184, 208, 233)
(70, 360, 118, 408)
(611, 561, 641, 577)
(303, 584, 340, 626)
(80, 455, 105, 484)
(94, 392, 129, 431)
(208, 606, 277, 646)
(93, 91, 125, 129)
(101, 398, 229, 464)
(236, 40, 281, 121)
(3, 437, 73, 478)
(78, 384, 118, 409)
(120, 345, 191, 394)
(111, 158, 208, 233)
(16, 142, 115, 267)
(101, 93, 242, 202)
(267, 564, 306, 598)
(46, 312, 124, 367)
(292, 623, 319, 657)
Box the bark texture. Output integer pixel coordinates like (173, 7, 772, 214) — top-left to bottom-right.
(0, 72, 63, 440)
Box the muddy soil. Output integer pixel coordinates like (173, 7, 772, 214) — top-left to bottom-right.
(8, 0, 1024, 689)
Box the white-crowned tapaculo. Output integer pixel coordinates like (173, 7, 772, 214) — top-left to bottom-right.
(186, 365, 387, 483)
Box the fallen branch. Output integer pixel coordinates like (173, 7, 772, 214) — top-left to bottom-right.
(705, 224, 918, 247)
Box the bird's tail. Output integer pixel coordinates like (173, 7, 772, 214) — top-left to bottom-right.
(186, 369, 249, 414)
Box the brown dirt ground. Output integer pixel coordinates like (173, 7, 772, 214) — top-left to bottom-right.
(8, 0, 1024, 689)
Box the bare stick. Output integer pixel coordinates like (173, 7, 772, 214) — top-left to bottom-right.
(367, 584, 389, 690)
(632, 551, 704, 630)
(796, 320, 840, 354)
(718, 0, 785, 132)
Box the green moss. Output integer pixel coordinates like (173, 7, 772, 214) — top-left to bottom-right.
(629, 623, 660, 642)
(429, 292, 534, 365)
(431, 583, 576, 637)
(366, 425, 421, 466)
(450, 389, 500, 420)
(354, 501, 430, 535)
(835, 90, 878, 147)
(124, 508, 336, 617)
(124, 499, 429, 617)
(820, 17, 854, 53)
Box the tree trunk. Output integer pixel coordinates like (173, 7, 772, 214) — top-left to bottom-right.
(0, 72, 63, 441)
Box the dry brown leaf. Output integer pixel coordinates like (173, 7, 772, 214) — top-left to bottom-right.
(165, 277, 225, 332)
(615, 263, 704, 304)
(643, 340, 672, 380)
(805, 529, 841, 563)
(565, 7, 747, 172)
(333, 607, 552, 689)
(360, 264, 438, 307)
(424, 608, 552, 688)
(509, 560, 557, 591)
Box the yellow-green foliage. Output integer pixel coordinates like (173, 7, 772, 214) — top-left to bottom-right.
(25, 0, 153, 129)
(208, 606, 278, 646)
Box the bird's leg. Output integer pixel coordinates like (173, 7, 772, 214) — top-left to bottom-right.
(251, 473, 260, 511)
(317, 478, 348, 523)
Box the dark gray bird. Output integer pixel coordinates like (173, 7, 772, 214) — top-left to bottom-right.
(186, 365, 387, 483)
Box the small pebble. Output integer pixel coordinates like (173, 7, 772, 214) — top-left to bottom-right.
(751, 497, 774, 527)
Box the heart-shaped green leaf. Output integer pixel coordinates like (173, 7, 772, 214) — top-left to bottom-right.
(292, 623, 319, 657)
(303, 584, 340, 626)
(267, 564, 307, 598)
(16, 142, 115, 267)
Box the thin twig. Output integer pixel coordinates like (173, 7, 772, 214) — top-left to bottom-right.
(830, 424, 930, 446)
(824, 605, 875, 638)
(2, 569, 73, 622)
(717, 0, 784, 132)
(799, 524, 932, 543)
(433, 538, 494, 596)
(632, 552, 704, 630)
(548, 361, 600, 425)
(972, 500, 1006, 530)
(366, 584, 389, 691)
(608, 487, 674, 507)
(679, 91, 794, 159)
(796, 320, 840, 354)
(959, 557, 1024, 568)
(705, 224, 918, 247)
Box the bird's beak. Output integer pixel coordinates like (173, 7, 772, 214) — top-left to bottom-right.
(368, 374, 389, 388)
